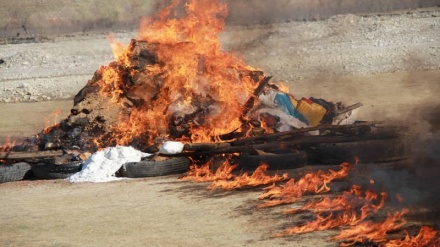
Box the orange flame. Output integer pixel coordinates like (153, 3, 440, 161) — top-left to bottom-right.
(43, 109, 62, 134)
(258, 162, 352, 208)
(383, 226, 440, 247)
(0, 136, 15, 163)
(284, 185, 386, 214)
(275, 189, 387, 236)
(95, 0, 260, 147)
(331, 208, 409, 246)
(0, 136, 15, 152)
(208, 164, 289, 190)
(180, 158, 238, 182)
(108, 34, 131, 68)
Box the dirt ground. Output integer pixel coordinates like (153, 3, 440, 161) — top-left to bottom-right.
(0, 6, 439, 247)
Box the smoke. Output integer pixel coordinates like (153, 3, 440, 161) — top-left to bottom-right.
(350, 104, 440, 228)
(406, 104, 440, 206)
(405, 131, 440, 227)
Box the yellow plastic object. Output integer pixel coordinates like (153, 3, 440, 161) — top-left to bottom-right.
(288, 94, 298, 108)
(296, 99, 327, 127)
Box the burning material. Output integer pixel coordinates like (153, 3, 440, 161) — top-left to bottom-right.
(0, 136, 15, 163)
(0, 1, 408, 224)
(28, 0, 371, 154)
(383, 226, 440, 247)
(258, 162, 352, 208)
(1, 136, 15, 153)
(43, 109, 62, 134)
(274, 188, 387, 236)
(284, 185, 386, 214)
(62, 0, 263, 150)
(180, 158, 238, 182)
(331, 208, 409, 246)
(208, 164, 289, 190)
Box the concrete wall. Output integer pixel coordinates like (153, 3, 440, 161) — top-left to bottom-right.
(0, 0, 439, 39)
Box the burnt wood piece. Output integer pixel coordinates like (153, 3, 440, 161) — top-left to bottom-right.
(242, 76, 272, 117)
(183, 142, 231, 152)
(334, 102, 363, 116)
(199, 131, 400, 155)
(0, 150, 64, 161)
(231, 121, 383, 146)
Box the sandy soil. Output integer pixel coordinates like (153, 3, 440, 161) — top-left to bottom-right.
(1, 164, 434, 247)
(0, 7, 439, 247)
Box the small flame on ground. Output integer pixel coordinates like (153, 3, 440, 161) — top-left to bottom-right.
(382, 226, 440, 247)
(331, 209, 409, 246)
(180, 158, 238, 182)
(284, 185, 386, 214)
(208, 164, 289, 190)
(258, 162, 352, 208)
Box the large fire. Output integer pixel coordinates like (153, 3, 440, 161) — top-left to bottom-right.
(95, 0, 261, 147)
(14, 0, 437, 245)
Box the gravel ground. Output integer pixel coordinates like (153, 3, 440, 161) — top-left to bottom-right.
(0, 9, 439, 103)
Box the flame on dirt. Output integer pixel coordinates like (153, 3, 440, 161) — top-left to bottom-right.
(208, 164, 289, 190)
(275, 187, 387, 236)
(96, 0, 260, 146)
(284, 185, 386, 214)
(331, 208, 409, 246)
(383, 226, 440, 247)
(258, 162, 352, 208)
(180, 158, 238, 182)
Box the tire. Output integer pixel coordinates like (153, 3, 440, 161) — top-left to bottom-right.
(31, 161, 83, 180)
(120, 157, 191, 178)
(238, 151, 307, 170)
(312, 138, 408, 164)
(0, 162, 32, 183)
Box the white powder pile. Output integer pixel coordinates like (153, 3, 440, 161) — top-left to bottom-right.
(67, 146, 152, 183)
(159, 141, 184, 154)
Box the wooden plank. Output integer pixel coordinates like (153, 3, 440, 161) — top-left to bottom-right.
(241, 76, 272, 117)
(200, 131, 400, 155)
(183, 142, 231, 152)
(0, 150, 64, 160)
(231, 121, 383, 146)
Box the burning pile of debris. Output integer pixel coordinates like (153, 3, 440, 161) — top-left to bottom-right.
(2, 0, 438, 246)
(0, 0, 407, 182)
